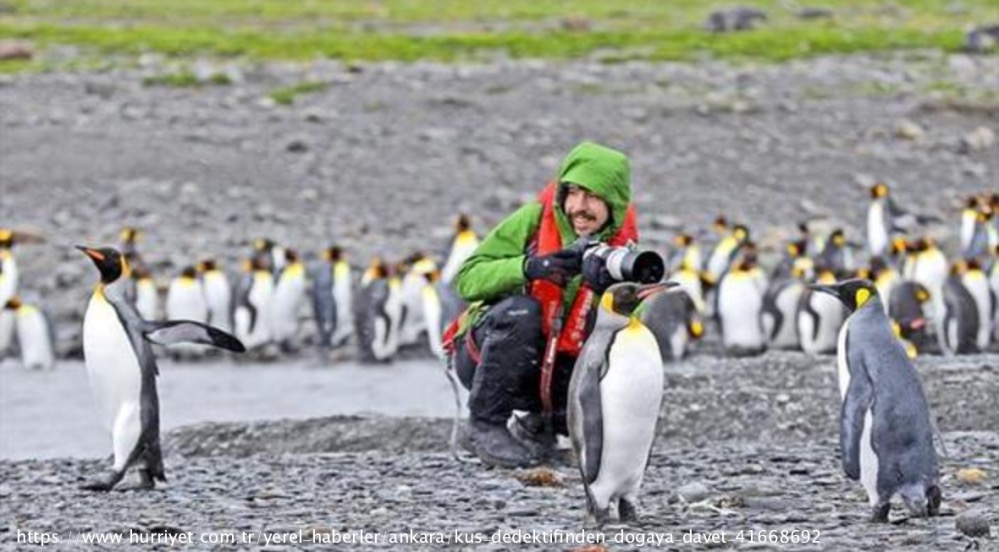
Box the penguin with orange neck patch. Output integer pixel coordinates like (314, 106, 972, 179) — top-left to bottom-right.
(568, 282, 669, 526)
(809, 279, 940, 522)
(77, 246, 245, 491)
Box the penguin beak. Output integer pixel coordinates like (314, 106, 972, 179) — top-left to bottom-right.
(76, 245, 105, 262)
(636, 282, 675, 301)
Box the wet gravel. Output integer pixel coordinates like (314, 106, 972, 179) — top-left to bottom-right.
(3, 350, 996, 550)
(1, 433, 995, 551)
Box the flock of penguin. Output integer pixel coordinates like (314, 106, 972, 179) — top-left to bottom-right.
(1, 184, 997, 523)
(664, 185, 999, 361)
(2, 186, 997, 372)
(0, 216, 482, 369)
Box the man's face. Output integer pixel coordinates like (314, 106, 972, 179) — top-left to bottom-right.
(563, 184, 610, 237)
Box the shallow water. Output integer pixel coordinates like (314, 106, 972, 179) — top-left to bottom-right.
(0, 355, 455, 460)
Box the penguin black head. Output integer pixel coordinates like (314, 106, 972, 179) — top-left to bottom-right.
(180, 266, 198, 279)
(198, 259, 217, 273)
(870, 182, 889, 199)
(4, 296, 21, 310)
(423, 269, 441, 284)
(285, 249, 299, 264)
(674, 233, 693, 247)
(830, 228, 846, 246)
(0, 229, 12, 250)
(713, 214, 728, 233)
(808, 278, 877, 313)
(600, 281, 677, 317)
(254, 238, 275, 252)
(455, 214, 472, 233)
(78, 246, 128, 284)
(323, 245, 343, 263)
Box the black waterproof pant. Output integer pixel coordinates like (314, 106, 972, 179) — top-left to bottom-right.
(452, 295, 575, 433)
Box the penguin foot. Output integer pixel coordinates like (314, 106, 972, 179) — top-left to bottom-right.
(870, 502, 890, 523)
(117, 470, 157, 491)
(927, 485, 942, 517)
(619, 498, 640, 523)
(79, 471, 123, 492)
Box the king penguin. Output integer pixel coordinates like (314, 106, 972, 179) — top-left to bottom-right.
(956, 260, 993, 351)
(568, 282, 667, 526)
(762, 275, 806, 351)
(421, 269, 446, 361)
(77, 246, 244, 491)
(355, 258, 402, 363)
(866, 182, 930, 258)
(809, 279, 941, 522)
(440, 214, 479, 286)
(398, 253, 437, 349)
(199, 259, 232, 334)
(635, 284, 703, 361)
(269, 249, 307, 353)
(132, 266, 159, 322)
(938, 264, 983, 355)
(329, 246, 354, 347)
(311, 248, 338, 356)
(165, 266, 209, 359)
(3, 296, 56, 370)
(887, 281, 932, 351)
(0, 261, 15, 360)
(234, 257, 274, 351)
(703, 223, 750, 287)
(0, 230, 22, 358)
(798, 269, 847, 356)
(716, 244, 767, 356)
(666, 233, 706, 314)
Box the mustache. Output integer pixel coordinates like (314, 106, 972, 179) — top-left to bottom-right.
(568, 210, 597, 221)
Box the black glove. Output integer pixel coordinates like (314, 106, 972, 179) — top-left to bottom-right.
(582, 251, 615, 294)
(523, 248, 583, 286)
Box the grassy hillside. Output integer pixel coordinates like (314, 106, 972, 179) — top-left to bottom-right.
(0, 0, 995, 69)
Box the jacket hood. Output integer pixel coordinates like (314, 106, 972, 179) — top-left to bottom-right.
(555, 141, 632, 242)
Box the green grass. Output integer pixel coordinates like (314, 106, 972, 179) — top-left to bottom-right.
(0, 0, 995, 67)
(269, 81, 327, 105)
(142, 70, 231, 87)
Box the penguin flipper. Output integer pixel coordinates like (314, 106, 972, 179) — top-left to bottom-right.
(577, 362, 604, 485)
(761, 282, 785, 340)
(142, 320, 247, 353)
(840, 348, 873, 481)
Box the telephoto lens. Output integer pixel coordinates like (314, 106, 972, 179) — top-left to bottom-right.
(586, 244, 665, 284)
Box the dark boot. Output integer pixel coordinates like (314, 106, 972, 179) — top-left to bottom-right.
(470, 420, 538, 468)
(509, 412, 557, 460)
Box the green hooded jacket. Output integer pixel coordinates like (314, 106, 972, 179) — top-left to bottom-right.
(452, 141, 633, 331)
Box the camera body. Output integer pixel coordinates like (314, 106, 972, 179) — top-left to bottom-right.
(571, 237, 665, 284)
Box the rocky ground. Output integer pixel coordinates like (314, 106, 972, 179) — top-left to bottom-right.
(1, 51, 998, 549)
(2, 350, 997, 550)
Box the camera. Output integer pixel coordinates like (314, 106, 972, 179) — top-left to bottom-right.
(573, 238, 665, 284)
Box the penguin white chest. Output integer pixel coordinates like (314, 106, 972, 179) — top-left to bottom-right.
(867, 204, 886, 255)
(166, 280, 207, 322)
(859, 409, 880, 506)
(836, 321, 851, 400)
(595, 327, 663, 492)
(421, 285, 444, 360)
(718, 276, 764, 348)
(16, 307, 54, 369)
(83, 293, 142, 428)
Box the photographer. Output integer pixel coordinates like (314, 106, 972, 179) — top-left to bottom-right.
(445, 141, 656, 468)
